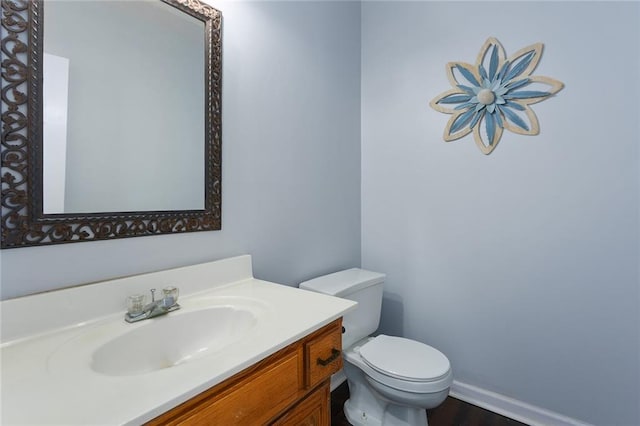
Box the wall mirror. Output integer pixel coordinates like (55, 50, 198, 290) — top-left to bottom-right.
(0, 0, 222, 248)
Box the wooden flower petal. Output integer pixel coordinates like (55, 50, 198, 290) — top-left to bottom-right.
(473, 116, 504, 154)
(443, 109, 474, 141)
(515, 76, 564, 105)
(501, 104, 540, 136)
(445, 62, 481, 88)
(475, 37, 507, 81)
(430, 88, 468, 114)
(505, 42, 544, 82)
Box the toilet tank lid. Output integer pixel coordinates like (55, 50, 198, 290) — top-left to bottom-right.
(299, 268, 385, 297)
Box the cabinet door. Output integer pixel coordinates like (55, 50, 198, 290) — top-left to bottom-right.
(272, 382, 330, 426)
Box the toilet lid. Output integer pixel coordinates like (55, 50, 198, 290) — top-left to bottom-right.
(359, 335, 451, 382)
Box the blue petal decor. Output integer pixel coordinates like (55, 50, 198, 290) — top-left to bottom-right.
(430, 37, 564, 154)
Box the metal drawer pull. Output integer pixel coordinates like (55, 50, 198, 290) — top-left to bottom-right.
(317, 348, 340, 366)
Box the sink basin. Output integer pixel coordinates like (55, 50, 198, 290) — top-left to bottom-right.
(91, 306, 257, 376)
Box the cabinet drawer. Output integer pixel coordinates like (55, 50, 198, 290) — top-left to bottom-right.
(305, 321, 342, 388)
(160, 348, 302, 425)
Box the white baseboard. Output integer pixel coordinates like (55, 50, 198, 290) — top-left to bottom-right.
(449, 380, 593, 426)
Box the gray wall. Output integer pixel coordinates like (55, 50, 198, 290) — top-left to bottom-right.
(361, 2, 639, 425)
(0, 0, 362, 299)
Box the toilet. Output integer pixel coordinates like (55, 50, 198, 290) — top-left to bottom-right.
(300, 268, 452, 426)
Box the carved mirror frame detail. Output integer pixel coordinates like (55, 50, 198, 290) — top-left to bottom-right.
(0, 0, 222, 248)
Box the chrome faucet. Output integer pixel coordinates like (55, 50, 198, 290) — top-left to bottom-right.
(125, 286, 180, 323)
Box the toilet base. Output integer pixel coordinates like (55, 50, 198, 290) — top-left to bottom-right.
(344, 398, 429, 426)
(344, 398, 371, 426)
(343, 360, 435, 426)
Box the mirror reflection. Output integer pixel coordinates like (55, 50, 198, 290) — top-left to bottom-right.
(42, 0, 205, 214)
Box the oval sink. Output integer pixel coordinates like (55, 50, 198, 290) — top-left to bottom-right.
(91, 306, 257, 376)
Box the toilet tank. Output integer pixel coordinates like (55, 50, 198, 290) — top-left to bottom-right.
(300, 268, 385, 349)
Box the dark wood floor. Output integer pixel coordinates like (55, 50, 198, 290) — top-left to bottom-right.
(330, 382, 528, 426)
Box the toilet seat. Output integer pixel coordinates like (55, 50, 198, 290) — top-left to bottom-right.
(345, 336, 453, 394)
(359, 335, 451, 382)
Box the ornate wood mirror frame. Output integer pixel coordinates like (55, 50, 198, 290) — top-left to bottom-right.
(0, 0, 222, 249)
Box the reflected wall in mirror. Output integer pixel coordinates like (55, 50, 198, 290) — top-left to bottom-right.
(0, 0, 222, 248)
(43, 1, 205, 214)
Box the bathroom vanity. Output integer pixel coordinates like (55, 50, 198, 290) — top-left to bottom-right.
(149, 319, 342, 425)
(0, 256, 355, 425)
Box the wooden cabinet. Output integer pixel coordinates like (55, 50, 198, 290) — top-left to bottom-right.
(147, 318, 342, 426)
(271, 381, 329, 426)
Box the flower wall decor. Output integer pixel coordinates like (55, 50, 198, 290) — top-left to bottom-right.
(430, 37, 564, 155)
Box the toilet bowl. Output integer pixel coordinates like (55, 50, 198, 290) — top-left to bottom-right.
(299, 268, 452, 426)
(342, 336, 452, 426)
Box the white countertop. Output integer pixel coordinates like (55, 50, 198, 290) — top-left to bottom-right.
(0, 256, 356, 425)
